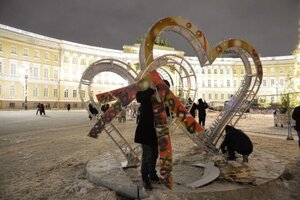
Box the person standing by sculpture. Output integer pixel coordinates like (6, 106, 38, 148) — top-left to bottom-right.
(134, 84, 159, 190)
(292, 105, 300, 147)
(197, 98, 208, 127)
(188, 98, 197, 118)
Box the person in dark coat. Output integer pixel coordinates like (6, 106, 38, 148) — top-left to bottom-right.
(67, 103, 71, 111)
(197, 98, 208, 126)
(36, 103, 41, 115)
(188, 98, 197, 118)
(221, 125, 253, 162)
(39, 103, 45, 115)
(292, 105, 300, 147)
(88, 103, 99, 120)
(134, 87, 159, 190)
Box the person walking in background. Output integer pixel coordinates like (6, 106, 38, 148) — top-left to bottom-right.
(134, 86, 159, 190)
(67, 103, 71, 111)
(197, 98, 208, 127)
(39, 103, 46, 115)
(292, 105, 300, 148)
(36, 103, 41, 115)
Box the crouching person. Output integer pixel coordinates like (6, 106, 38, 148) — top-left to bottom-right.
(220, 125, 253, 162)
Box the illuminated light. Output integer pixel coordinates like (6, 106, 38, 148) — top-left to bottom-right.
(216, 46, 222, 53)
(186, 22, 192, 28)
(196, 31, 202, 37)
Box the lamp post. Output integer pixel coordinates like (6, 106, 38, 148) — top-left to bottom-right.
(24, 74, 28, 110)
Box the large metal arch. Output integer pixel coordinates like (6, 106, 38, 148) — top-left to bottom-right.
(79, 59, 137, 116)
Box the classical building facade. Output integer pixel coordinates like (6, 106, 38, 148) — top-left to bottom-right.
(0, 24, 299, 109)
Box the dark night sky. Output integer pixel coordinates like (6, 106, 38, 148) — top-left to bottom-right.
(0, 0, 299, 56)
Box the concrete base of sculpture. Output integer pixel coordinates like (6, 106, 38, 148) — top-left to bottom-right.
(86, 149, 285, 199)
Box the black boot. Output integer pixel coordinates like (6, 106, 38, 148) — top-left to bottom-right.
(143, 179, 153, 190)
(149, 174, 160, 183)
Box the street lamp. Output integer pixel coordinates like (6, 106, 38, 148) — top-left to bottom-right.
(24, 74, 28, 110)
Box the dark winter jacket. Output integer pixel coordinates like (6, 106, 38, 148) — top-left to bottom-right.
(292, 106, 300, 131)
(197, 99, 208, 118)
(190, 103, 197, 118)
(134, 88, 157, 145)
(221, 125, 253, 155)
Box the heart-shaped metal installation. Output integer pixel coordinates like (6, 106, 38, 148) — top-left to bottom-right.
(81, 16, 263, 190)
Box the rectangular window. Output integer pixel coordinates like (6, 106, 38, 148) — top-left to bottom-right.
(208, 69, 211, 74)
(44, 88, 49, 97)
(226, 69, 230, 74)
(54, 54, 59, 61)
(279, 79, 284, 86)
(271, 79, 275, 86)
(209, 93, 212, 100)
(227, 80, 230, 87)
(33, 87, 38, 97)
(233, 69, 237, 74)
(263, 80, 267, 87)
(44, 68, 49, 79)
(64, 89, 69, 98)
(10, 63, 17, 76)
(202, 80, 205, 87)
(73, 89, 77, 98)
(45, 52, 49, 60)
(208, 80, 211, 87)
(220, 69, 224, 74)
(241, 69, 244, 74)
(34, 67, 39, 79)
(221, 93, 224, 99)
(201, 69, 205, 74)
(54, 88, 58, 97)
(215, 93, 218, 100)
(214, 69, 217, 74)
(11, 46, 17, 54)
(233, 80, 237, 87)
(34, 50, 40, 58)
(23, 48, 29, 56)
(9, 85, 15, 97)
